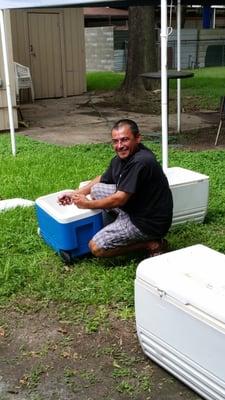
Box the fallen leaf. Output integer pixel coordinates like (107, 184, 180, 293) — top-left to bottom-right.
(0, 327, 5, 337)
(61, 351, 70, 358)
(113, 360, 121, 368)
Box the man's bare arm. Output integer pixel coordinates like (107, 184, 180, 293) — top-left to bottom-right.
(72, 190, 131, 209)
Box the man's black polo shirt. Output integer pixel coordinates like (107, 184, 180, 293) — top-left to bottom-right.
(100, 143, 173, 238)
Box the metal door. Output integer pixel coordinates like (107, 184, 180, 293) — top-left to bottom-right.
(28, 12, 63, 98)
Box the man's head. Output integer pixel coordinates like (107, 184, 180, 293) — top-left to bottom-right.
(111, 119, 141, 159)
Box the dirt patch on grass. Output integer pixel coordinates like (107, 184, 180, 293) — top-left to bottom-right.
(166, 127, 225, 150)
(18, 92, 223, 150)
(0, 299, 201, 400)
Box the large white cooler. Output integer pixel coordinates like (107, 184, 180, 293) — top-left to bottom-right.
(166, 167, 209, 226)
(35, 190, 103, 260)
(135, 245, 225, 400)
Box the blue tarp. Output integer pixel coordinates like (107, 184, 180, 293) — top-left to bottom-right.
(203, 5, 213, 29)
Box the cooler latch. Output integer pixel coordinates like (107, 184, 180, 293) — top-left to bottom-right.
(157, 288, 166, 298)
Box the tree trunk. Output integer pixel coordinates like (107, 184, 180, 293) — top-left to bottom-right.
(122, 6, 158, 96)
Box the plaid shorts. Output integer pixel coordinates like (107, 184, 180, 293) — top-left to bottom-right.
(90, 183, 150, 249)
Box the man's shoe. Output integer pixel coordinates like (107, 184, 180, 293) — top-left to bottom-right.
(146, 239, 168, 257)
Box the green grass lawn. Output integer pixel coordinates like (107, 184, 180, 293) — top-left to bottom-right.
(87, 71, 124, 91)
(170, 66, 225, 109)
(1, 134, 225, 309)
(86, 67, 225, 110)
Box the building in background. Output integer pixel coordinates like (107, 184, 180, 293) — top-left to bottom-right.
(0, 7, 86, 131)
(0, 11, 17, 131)
(84, 7, 128, 27)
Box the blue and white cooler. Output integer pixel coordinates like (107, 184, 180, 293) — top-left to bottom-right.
(36, 190, 103, 262)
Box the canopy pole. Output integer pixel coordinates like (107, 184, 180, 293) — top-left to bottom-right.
(177, 0, 181, 133)
(160, 0, 168, 171)
(0, 9, 16, 156)
(213, 7, 216, 29)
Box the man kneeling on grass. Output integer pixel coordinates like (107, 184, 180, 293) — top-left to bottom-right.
(58, 119, 173, 258)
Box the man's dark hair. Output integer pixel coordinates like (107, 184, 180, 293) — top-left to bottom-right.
(112, 119, 140, 137)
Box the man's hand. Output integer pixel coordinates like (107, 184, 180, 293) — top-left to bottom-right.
(57, 191, 77, 206)
(72, 193, 90, 209)
(58, 191, 90, 208)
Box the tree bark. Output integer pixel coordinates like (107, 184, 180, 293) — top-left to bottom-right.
(121, 6, 158, 96)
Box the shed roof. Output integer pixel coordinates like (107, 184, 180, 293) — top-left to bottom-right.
(84, 7, 128, 17)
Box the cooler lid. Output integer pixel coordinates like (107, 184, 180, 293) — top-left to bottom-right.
(165, 167, 209, 187)
(136, 245, 225, 325)
(35, 190, 102, 223)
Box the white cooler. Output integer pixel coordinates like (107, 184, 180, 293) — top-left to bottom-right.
(80, 168, 209, 227)
(166, 167, 209, 226)
(135, 245, 225, 400)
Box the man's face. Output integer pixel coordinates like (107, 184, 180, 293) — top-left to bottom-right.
(111, 125, 141, 159)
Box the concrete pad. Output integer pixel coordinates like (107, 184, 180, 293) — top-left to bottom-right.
(19, 96, 218, 146)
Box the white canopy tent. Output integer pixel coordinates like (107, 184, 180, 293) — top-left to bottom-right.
(0, 0, 224, 169)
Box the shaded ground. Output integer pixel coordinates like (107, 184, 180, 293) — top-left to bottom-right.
(0, 299, 201, 400)
(17, 92, 223, 150)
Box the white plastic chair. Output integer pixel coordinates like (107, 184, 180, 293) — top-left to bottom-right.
(14, 62, 35, 102)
